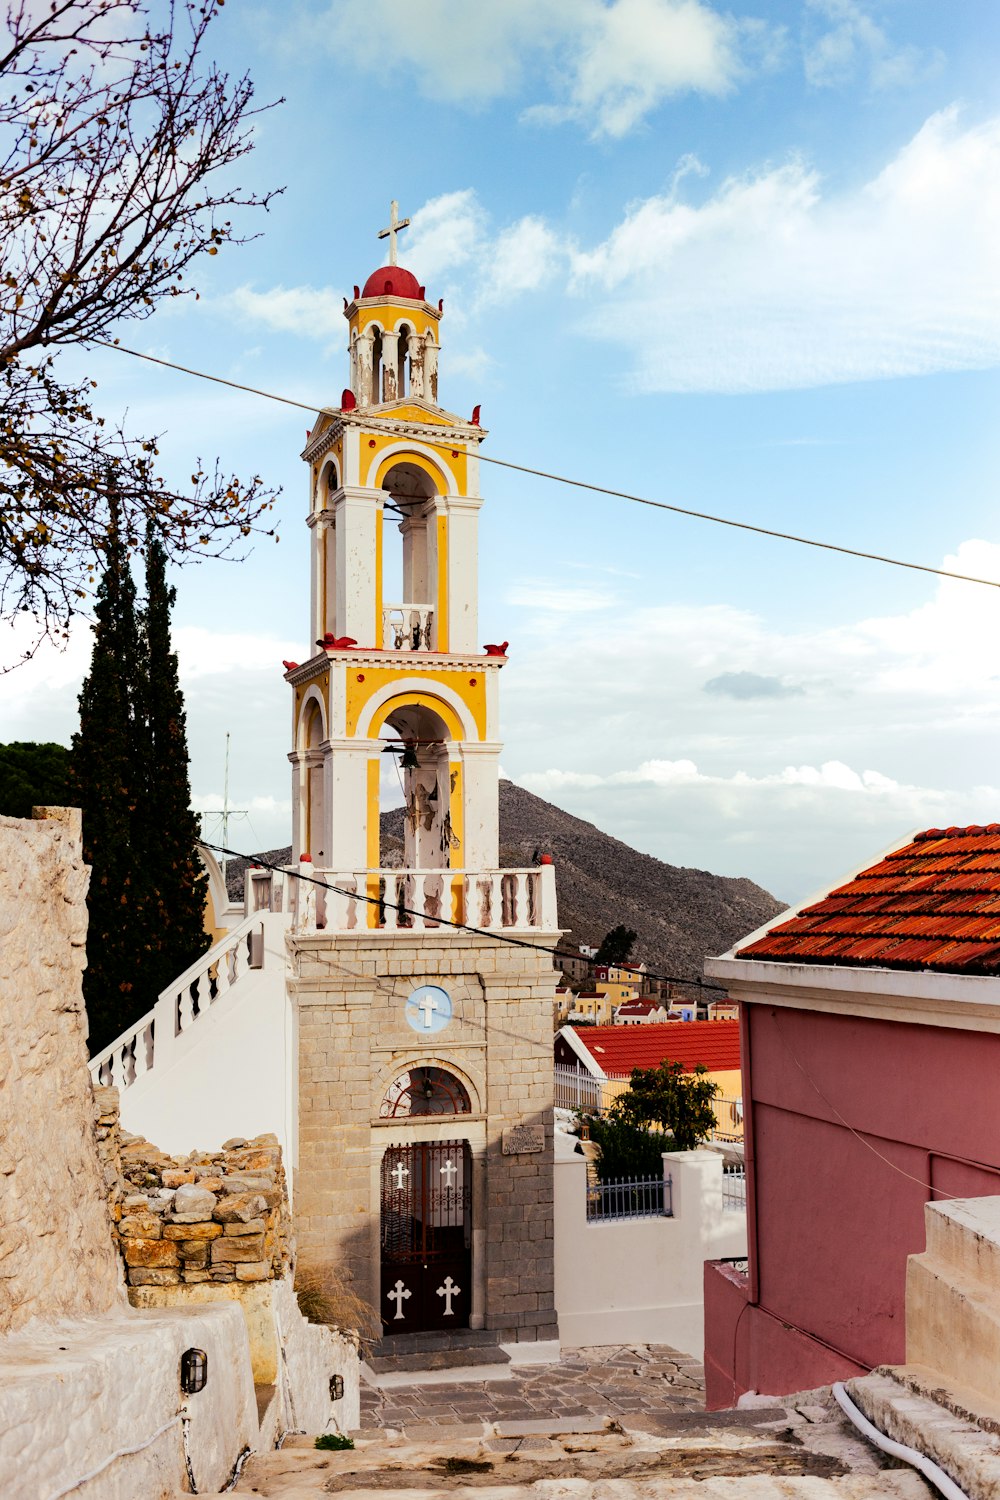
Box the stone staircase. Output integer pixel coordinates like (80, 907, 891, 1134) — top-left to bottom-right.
(233, 1396, 935, 1497)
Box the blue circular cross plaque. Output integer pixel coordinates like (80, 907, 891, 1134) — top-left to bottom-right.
(405, 984, 452, 1034)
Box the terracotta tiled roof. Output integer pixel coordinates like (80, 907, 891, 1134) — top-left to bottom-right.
(617, 999, 659, 1014)
(567, 1020, 741, 1076)
(738, 824, 1000, 974)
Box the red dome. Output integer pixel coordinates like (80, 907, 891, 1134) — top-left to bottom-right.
(361, 264, 424, 301)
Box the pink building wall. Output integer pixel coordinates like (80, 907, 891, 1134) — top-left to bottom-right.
(704, 999, 1000, 1408)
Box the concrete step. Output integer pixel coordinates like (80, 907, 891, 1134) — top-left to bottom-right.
(923, 1196, 1000, 1285)
(848, 1366, 1000, 1499)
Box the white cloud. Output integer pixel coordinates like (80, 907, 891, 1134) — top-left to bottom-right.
(224, 283, 346, 342)
(804, 0, 942, 91)
(321, 0, 778, 137)
(502, 539, 1000, 898)
(570, 107, 1000, 391)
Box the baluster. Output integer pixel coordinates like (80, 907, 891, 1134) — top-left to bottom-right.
(500, 873, 515, 928)
(382, 873, 398, 930)
(177, 982, 195, 1034)
(526, 871, 538, 928)
(133, 1020, 153, 1078)
(110, 1045, 128, 1091)
(424, 874, 442, 929)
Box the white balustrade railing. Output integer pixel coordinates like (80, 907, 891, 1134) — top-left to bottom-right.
(88, 912, 265, 1094)
(382, 602, 434, 651)
(292, 863, 558, 935)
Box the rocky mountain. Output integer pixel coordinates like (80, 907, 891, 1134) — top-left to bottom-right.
(384, 780, 783, 986)
(224, 781, 783, 987)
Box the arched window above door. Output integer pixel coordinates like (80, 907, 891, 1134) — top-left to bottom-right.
(380, 1066, 471, 1118)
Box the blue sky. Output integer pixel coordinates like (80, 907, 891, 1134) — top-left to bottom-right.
(6, 0, 1000, 906)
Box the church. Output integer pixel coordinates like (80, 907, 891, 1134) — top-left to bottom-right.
(92, 205, 563, 1350)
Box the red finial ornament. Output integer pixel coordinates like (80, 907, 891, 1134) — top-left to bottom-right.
(483, 641, 509, 656)
(318, 633, 358, 650)
(282, 659, 299, 671)
(341, 388, 357, 411)
(470, 404, 481, 426)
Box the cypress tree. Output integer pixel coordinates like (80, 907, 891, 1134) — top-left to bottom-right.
(140, 527, 209, 1000)
(71, 516, 151, 1055)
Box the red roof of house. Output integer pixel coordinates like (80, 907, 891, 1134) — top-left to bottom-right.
(568, 1020, 740, 1076)
(617, 999, 658, 1015)
(738, 824, 1000, 974)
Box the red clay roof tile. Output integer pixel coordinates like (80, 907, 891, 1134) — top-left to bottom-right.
(564, 1020, 740, 1076)
(739, 823, 1000, 975)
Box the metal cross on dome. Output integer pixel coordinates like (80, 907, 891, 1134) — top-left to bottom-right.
(378, 200, 411, 266)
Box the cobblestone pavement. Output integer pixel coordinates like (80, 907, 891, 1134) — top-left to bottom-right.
(360, 1343, 706, 1431)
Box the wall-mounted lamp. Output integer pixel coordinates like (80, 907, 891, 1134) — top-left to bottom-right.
(329, 1373, 345, 1401)
(180, 1348, 208, 1395)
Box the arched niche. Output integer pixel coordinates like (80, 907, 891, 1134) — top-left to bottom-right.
(378, 700, 459, 870)
(378, 459, 441, 640)
(379, 1065, 472, 1119)
(298, 693, 327, 862)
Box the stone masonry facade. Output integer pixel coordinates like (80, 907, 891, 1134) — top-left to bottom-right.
(289, 928, 558, 1343)
(0, 809, 125, 1333)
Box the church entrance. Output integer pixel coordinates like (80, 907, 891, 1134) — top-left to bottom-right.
(380, 1139, 471, 1333)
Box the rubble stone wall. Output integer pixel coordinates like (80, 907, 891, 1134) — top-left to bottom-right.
(95, 1087, 292, 1289)
(0, 809, 124, 1333)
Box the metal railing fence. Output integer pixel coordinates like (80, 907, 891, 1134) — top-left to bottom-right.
(586, 1174, 672, 1221)
(723, 1165, 746, 1211)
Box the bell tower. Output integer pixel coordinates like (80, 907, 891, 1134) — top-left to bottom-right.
(285, 208, 560, 1351)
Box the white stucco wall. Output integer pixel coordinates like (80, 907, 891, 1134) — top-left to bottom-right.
(0, 1302, 257, 1500)
(272, 1276, 361, 1436)
(118, 913, 297, 1163)
(554, 1148, 747, 1357)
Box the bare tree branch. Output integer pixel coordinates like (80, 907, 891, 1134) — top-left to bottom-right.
(0, 0, 284, 653)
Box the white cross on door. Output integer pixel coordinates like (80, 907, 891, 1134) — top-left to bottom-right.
(436, 1275, 461, 1316)
(439, 1158, 457, 1188)
(388, 1279, 411, 1320)
(391, 1161, 409, 1191)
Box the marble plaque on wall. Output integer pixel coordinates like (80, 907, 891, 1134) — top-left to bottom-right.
(502, 1123, 544, 1155)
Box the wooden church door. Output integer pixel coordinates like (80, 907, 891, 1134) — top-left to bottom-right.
(380, 1140, 471, 1333)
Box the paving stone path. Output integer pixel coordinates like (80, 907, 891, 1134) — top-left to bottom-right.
(360, 1343, 707, 1432)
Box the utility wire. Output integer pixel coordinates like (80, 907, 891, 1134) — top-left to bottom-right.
(201, 839, 726, 994)
(94, 338, 1000, 594)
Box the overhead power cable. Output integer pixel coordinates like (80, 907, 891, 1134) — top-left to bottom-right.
(201, 839, 726, 994)
(93, 338, 1000, 594)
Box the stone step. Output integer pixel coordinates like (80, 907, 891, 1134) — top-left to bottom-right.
(368, 1343, 511, 1374)
(847, 1367, 1000, 1500)
(375, 1328, 505, 1355)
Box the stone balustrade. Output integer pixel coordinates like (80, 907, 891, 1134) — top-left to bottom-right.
(88, 912, 265, 1093)
(381, 602, 434, 651)
(292, 862, 558, 935)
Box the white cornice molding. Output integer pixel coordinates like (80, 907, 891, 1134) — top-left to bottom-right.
(284, 651, 506, 687)
(302, 409, 486, 465)
(705, 955, 1000, 1033)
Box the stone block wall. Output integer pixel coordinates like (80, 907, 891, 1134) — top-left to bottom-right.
(96, 1087, 292, 1289)
(289, 927, 559, 1343)
(0, 809, 125, 1333)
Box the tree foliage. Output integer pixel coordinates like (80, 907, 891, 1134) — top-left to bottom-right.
(0, 739, 70, 816)
(70, 512, 149, 1053)
(1, 0, 281, 654)
(587, 1114, 672, 1183)
(140, 525, 208, 1001)
(595, 923, 637, 966)
(70, 519, 209, 1054)
(610, 1060, 719, 1151)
